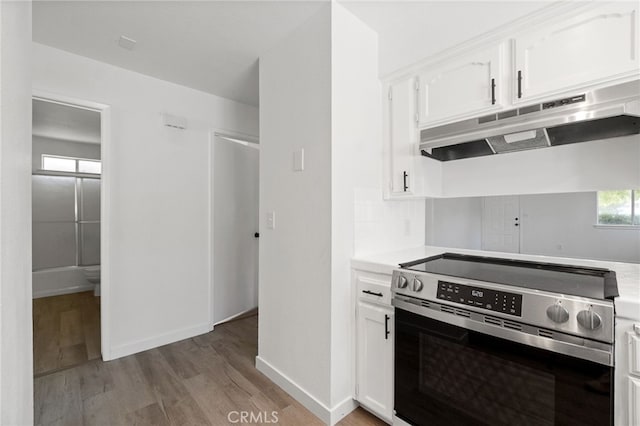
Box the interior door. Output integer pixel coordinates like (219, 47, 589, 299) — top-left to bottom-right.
(213, 135, 259, 325)
(482, 195, 520, 253)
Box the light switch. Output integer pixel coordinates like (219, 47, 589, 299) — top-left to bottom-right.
(267, 211, 276, 230)
(293, 149, 304, 172)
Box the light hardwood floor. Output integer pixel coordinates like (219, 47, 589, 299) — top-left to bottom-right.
(33, 291, 101, 377)
(34, 312, 386, 426)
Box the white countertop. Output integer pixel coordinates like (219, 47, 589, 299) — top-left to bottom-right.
(352, 245, 640, 320)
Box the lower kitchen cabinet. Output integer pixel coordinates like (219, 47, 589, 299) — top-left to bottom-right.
(356, 300, 393, 423)
(615, 318, 640, 426)
(627, 325, 640, 426)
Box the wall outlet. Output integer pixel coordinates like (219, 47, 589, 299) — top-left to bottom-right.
(267, 211, 276, 230)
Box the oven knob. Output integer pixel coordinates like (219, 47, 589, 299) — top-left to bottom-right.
(397, 275, 408, 289)
(412, 278, 423, 292)
(577, 309, 602, 331)
(546, 303, 569, 324)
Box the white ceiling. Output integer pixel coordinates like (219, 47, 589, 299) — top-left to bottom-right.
(340, 1, 548, 77)
(33, 99, 101, 144)
(33, 1, 328, 107)
(34, 1, 548, 107)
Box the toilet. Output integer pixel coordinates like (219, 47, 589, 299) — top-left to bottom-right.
(83, 266, 101, 296)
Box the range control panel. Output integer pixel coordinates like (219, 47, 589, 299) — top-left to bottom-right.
(437, 281, 523, 317)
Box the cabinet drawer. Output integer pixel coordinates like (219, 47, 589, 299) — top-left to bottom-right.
(629, 326, 640, 376)
(356, 272, 392, 306)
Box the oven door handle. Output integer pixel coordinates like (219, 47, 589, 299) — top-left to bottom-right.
(393, 298, 613, 366)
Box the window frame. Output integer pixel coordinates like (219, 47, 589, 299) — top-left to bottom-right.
(595, 189, 640, 229)
(41, 154, 101, 175)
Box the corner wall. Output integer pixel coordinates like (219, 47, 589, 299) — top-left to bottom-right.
(257, 4, 333, 416)
(33, 43, 258, 359)
(0, 1, 33, 423)
(258, 4, 425, 424)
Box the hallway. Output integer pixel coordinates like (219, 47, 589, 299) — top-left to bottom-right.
(34, 314, 384, 425)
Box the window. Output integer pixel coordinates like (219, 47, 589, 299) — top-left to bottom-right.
(41, 155, 101, 175)
(78, 159, 102, 174)
(597, 189, 640, 226)
(42, 156, 76, 173)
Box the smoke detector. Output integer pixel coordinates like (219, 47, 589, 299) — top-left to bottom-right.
(118, 35, 137, 50)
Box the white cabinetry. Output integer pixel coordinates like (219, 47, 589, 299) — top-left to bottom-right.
(385, 77, 418, 197)
(417, 44, 504, 126)
(354, 271, 393, 423)
(615, 319, 640, 426)
(627, 326, 640, 426)
(512, 2, 639, 102)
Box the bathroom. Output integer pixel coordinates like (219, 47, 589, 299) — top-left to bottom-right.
(31, 98, 102, 375)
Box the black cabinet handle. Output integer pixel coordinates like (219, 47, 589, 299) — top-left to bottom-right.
(385, 314, 390, 340)
(254, 232, 260, 238)
(517, 70, 523, 99)
(403, 171, 408, 192)
(491, 78, 496, 105)
(362, 290, 383, 297)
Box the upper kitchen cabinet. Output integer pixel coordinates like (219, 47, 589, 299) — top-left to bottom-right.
(513, 2, 640, 103)
(384, 77, 418, 197)
(417, 44, 504, 126)
(383, 76, 443, 199)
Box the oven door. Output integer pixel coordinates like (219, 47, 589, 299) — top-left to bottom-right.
(395, 307, 613, 426)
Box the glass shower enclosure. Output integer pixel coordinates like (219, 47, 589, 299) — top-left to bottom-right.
(32, 174, 100, 271)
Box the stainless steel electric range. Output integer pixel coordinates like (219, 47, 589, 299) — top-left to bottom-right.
(391, 252, 618, 426)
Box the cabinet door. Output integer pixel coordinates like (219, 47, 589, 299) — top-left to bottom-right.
(630, 377, 640, 426)
(417, 44, 503, 126)
(356, 301, 393, 422)
(513, 2, 639, 102)
(387, 77, 417, 196)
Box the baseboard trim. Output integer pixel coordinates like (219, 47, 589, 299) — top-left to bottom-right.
(255, 356, 357, 425)
(32, 284, 95, 299)
(330, 396, 358, 425)
(108, 322, 211, 360)
(213, 306, 258, 327)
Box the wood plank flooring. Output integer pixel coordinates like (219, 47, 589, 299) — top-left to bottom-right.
(33, 291, 101, 376)
(34, 313, 387, 426)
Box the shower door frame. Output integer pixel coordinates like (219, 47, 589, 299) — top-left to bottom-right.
(32, 90, 113, 361)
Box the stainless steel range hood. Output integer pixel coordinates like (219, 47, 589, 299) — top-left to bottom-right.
(420, 80, 640, 162)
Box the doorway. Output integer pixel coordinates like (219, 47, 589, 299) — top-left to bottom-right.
(481, 195, 521, 253)
(31, 95, 110, 375)
(211, 130, 259, 326)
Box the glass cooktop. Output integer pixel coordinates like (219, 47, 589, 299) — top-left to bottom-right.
(400, 253, 618, 300)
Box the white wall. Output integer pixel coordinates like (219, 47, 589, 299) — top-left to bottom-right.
(519, 192, 640, 263)
(425, 196, 482, 249)
(257, 3, 333, 413)
(426, 192, 640, 263)
(0, 1, 33, 424)
(33, 43, 258, 359)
